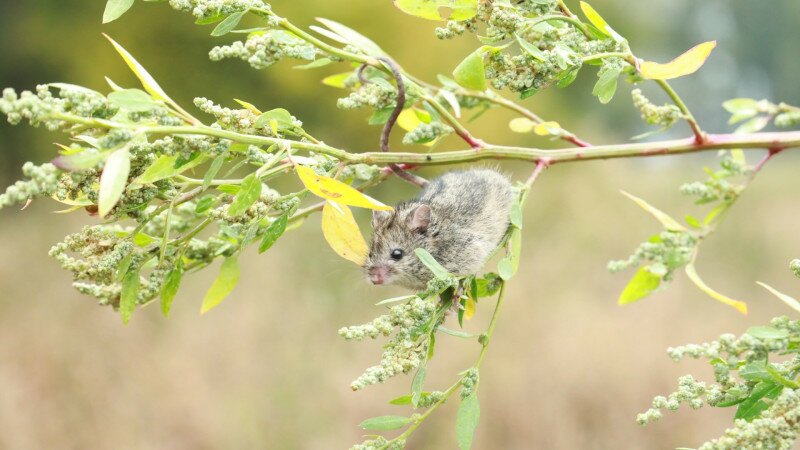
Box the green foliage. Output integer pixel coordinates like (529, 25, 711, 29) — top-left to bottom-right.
(2, 0, 800, 449)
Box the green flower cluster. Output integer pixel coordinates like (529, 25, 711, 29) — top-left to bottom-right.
(339, 296, 440, 391)
(631, 89, 683, 127)
(0, 162, 60, 209)
(1, 85, 113, 130)
(350, 436, 404, 450)
(209, 30, 319, 70)
(640, 317, 800, 449)
(775, 110, 800, 128)
(168, 0, 271, 21)
(402, 122, 453, 145)
(680, 155, 748, 204)
(337, 79, 403, 111)
(791, 259, 800, 278)
(608, 230, 697, 281)
(460, 367, 479, 400)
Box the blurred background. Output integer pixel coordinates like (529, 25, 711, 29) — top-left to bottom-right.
(0, 1, 798, 449)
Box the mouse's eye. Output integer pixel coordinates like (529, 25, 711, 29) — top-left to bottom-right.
(390, 249, 404, 261)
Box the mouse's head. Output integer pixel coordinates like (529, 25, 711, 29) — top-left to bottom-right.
(364, 203, 433, 290)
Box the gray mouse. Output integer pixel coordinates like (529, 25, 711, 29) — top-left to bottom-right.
(365, 168, 514, 290)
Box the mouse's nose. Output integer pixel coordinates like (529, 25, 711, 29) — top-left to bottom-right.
(368, 266, 388, 285)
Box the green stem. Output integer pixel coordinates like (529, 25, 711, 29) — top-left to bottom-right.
(526, 14, 592, 39)
(582, 52, 630, 62)
(423, 95, 484, 149)
(654, 79, 705, 143)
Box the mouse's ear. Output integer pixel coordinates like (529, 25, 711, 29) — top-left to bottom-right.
(406, 204, 431, 233)
(372, 210, 392, 226)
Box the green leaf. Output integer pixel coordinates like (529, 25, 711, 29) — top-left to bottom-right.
(393, 0, 479, 21)
(104, 34, 174, 105)
(453, 48, 487, 91)
(456, 392, 480, 450)
(293, 58, 332, 70)
(437, 326, 475, 338)
(509, 198, 523, 229)
(734, 380, 783, 421)
(203, 154, 226, 190)
(258, 213, 289, 253)
(98, 148, 131, 217)
(200, 256, 241, 313)
(161, 264, 183, 317)
(557, 67, 580, 88)
(374, 294, 418, 306)
(389, 395, 413, 405)
(592, 64, 622, 104)
(195, 196, 215, 214)
(321, 72, 352, 89)
(498, 228, 522, 280)
(735, 115, 770, 134)
(746, 326, 789, 340)
(740, 361, 771, 382)
(475, 273, 501, 297)
(414, 248, 452, 279)
(227, 173, 262, 217)
(515, 34, 546, 61)
(757, 281, 800, 314)
(108, 89, 158, 112)
(620, 191, 686, 232)
(358, 415, 412, 431)
(254, 108, 295, 131)
(103, 0, 135, 24)
(369, 107, 395, 125)
(498, 257, 514, 281)
(211, 10, 247, 36)
(618, 266, 661, 305)
(120, 264, 140, 325)
(137, 155, 179, 185)
(412, 365, 426, 407)
(316, 18, 384, 56)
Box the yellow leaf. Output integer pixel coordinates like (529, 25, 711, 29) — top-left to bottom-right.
(296, 166, 392, 211)
(463, 297, 476, 320)
(321, 72, 352, 89)
(685, 263, 748, 315)
(234, 99, 262, 114)
(621, 191, 686, 232)
(533, 121, 562, 136)
(639, 41, 717, 80)
(580, 2, 610, 36)
(322, 201, 369, 265)
(397, 108, 437, 147)
(509, 117, 535, 133)
(103, 34, 172, 103)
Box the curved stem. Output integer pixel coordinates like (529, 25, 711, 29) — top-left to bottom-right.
(423, 95, 485, 149)
(654, 79, 705, 143)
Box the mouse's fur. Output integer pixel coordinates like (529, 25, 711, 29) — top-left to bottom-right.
(365, 168, 514, 290)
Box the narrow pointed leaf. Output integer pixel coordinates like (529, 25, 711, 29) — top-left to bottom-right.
(120, 264, 140, 325)
(259, 213, 289, 253)
(161, 264, 183, 317)
(685, 263, 748, 314)
(359, 415, 412, 431)
(211, 10, 247, 36)
(757, 281, 800, 314)
(104, 34, 174, 104)
(620, 191, 686, 232)
(200, 257, 240, 313)
(227, 173, 262, 217)
(414, 248, 451, 279)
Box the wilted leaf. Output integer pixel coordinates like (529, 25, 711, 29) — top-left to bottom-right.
(321, 201, 369, 265)
(296, 166, 392, 210)
(98, 148, 131, 217)
(463, 297, 476, 320)
(200, 256, 240, 313)
(757, 281, 800, 314)
(620, 191, 686, 232)
(639, 41, 717, 80)
(685, 262, 748, 314)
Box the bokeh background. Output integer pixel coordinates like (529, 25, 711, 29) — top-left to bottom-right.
(1, 1, 799, 449)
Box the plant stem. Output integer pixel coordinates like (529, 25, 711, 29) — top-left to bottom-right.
(423, 95, 485, 149)
(654, 79, 705, 143)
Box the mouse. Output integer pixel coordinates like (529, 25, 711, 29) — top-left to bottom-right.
(364, 168, 514, 290)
